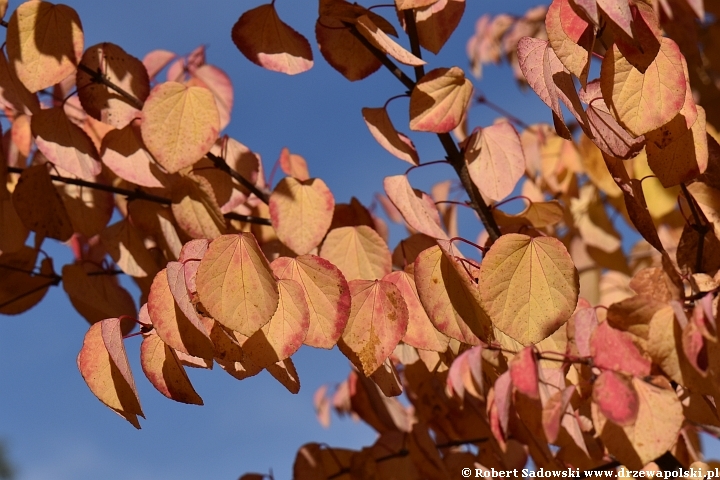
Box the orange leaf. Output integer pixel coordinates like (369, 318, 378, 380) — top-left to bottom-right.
(0, 247, 53, 315)
(478, 234, 579, 346)
(76, 43, 150, 128)
(338, 279, 408, 376)
(383, 175, 447, 239)
(231, 4, 313, 75)
(191, 65, 233, 131)
(382, 271, 448, 352)
(100, 122, 168, 188)
(412, 0, 465, 55)
(0, 49, 39, 115)
(11, 164, 73, 241)
(243, 279, 310, 368)
(465, 122, 525, 202)
(147, 267, 214, 360)
(509, 347, 539, 399)
(355, 15, 425, 67)
(100, 219, 160, 278)
(266, 357, 301, 394)
(140, 82, 219, 173)
(170, 174, 226, 240)
(409, 67, 472, 133)
(270, 255, 351, 349)
(413, 244, 488, 345)
(600, 38, 686, 136)
(269, 177, 335, 255)
(590, 321, 651, 377)
(6, 1, 84, 93)
(546, 0, 593, 85)
(140, 330, 203, 405)
(597, 0, 633, 38)
(31, 107, 101, 181)
(278, 147, 310, 181)
(77, 319, 143, 428)
(362, 107, 419, 165)
(395, 0, 437, 9)
(195, 234, 279, 336)
(319, 226, 392, 281)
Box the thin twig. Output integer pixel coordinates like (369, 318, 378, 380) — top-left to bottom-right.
(346, 24, 416, 91)
(206, 152, 269, 204)
(403, 9, 425, 80)
(77, 63, 144, 110)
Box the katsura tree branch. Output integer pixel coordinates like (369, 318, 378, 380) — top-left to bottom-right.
(348, 18, 502, 242)
(403, 9, 425, 80)
(5, 166, 272, 226)
(77, 63, 144, 110)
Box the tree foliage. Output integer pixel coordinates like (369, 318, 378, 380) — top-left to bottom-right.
(1, 0, 720, 477)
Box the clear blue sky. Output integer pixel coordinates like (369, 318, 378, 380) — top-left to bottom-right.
(2, 1, 714, 479)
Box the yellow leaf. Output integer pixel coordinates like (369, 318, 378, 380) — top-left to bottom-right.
(195, 234, 279, 337)
(269, 177, 335, 255)
(319, 226, 392, 281)
(100, 219, 159, 278)
(100, 122, 168, 188)
(231, 3, 313, 75)
(170, 174, 226, 240)
(140, 330, 203, 405)
(478, 234, 579, 346)
(6, 1, 84, 93)
(409, 67, 472, 133)
(140, 82, 219, 173)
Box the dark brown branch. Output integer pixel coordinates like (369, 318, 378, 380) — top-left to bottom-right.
(77, 63, 144, 110)
(6, 166, 273, 225)
(403, 10, 425, 80)
(0, 279, 59, 310)
(681, 182, 709, 274)
(346, 24, 416, 91)
(206, 152, 269, 204)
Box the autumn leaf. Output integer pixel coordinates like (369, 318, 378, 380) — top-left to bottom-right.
(0, 49, 39, 115)
(77, 319, 144, 428)
(0, 248, 54, 315)
(600, 38, 686, 136)
(31, 107, 102, 181)
(147, 267, 214, 360)
(100, 122, 168, 188)
(409, 67, 472, 133)
(319, 226, 392, 281)
(170, 174, 227, 240)
(278, 148, 310, 181)
(76, 42, 150, 128)
(338, 279, 408, 376)
(412, 0, 466, 55)
(140, 330, 203, 405)
(243, 279, 310, 368)
(100, 219, 159, 278)
(590, 321, 651, 377)
(362, 107, 419, 165)
(546, 0, 593, 85)
(464, 122, 526, 202)
(592, 370, 639, 426)
(231, 3, 313, 75)
(479, 234, 579, 346)
(267, 358, 301, 394)
(12, 164, 73, 241)
(190, 65, 234, 131)
(269, 177, 335, 255)
(140, 82, 219, 173)
(270, 255, 351, 349)
(383, 175, 448, 239)
(509, 347, 540, 399)
(6, 1, 84, 93)
(395, 0, 437, 10)
(195, 234, 279, 337)
(355, 15, 425, 67)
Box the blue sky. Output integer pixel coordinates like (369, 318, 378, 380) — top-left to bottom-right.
(2, 1, 715, 479)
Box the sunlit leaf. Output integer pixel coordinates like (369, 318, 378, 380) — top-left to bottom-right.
(338, 279, 408, 376)
(413, 0, 465, 55)
(170, 174, 226, 240)
(100, 122, 168, 188)
(271, 255, 351, 349)
(140, 330, 203, 405)
(319, 226, 391, 281)
(77, 319, 143, 428)
(384, 175, 447, 239)
(590, 321, 651, 377)
(509, 346, 539, 399)
(409, 67, 472, 133)
(140, 81, 219, 173)
(546, 0, 593, 84)
(196, 234, 279, 337)
(355, 15, 425, 66)
(100, 219, 159, 278)
(478, 234, 578, 346)
(269, 177, 335, 255)
(362, 107, 419, 165)
(231, 3, 313, 75)
(6, 1, 84, 93)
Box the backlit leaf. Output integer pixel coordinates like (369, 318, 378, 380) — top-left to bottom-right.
(231, 3, 313, 75)
(355, 15, 425, 66)
(600, 38, 686, 136)
(464, 122, 525, 202)
(362, 107, 419, 165)
(170, 174, 226, 240)
(590, 321, 651, 377)
(478, 234, 579, 346)
(100, 122, 167, 188)
(12, 164, 73, 241)
(196, 234, 279, 337)
(140, 82, 219, 173)
(243, 279, 310, 368)
(592, 370, 639, 426)
(383, 175, 447, 239)
(278, 147, 309, 181)
(191, 65, 233, 131)
(270, 255, 351, 349)
(140, 330, 203, 405)
(395, 0, 437, 9)
(267, 357, 301, 394)
(546, 0, 593, 84)
(509, 347, 539, 399)
(147, 267, 214, 360)
(77, 319, 143, 428)
(31, 107, 102, 181)
(55, 173, 114, 239)
(597, 0, 632, 38)
(269, 177, 335, 255)
(0, 248, 54, 315)
(76, 42, 150, 128)
(100, 219, 159, 278)
(409, 67, 472, 133)
(0, 49, 39, 115)
(383, 271, 449, 352)
(319, 226, 391, 281)
(338, 279, 408, 376)
(6, 1, 84, 93)
(413, 0, 465, 55)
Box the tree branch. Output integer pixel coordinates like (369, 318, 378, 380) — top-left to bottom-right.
(77, 63, 144, 110)
(403, 9, 426, 80)
(346, 25, 416, 91)
(206, 152, 269, 204)
(6, 166, 272, 225)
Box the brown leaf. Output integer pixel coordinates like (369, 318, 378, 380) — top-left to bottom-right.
(12, 164, 73, 241)
(412, 0, 465, 55)
(0, 248, 54, 315)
